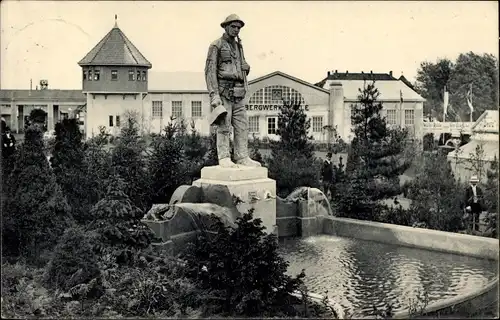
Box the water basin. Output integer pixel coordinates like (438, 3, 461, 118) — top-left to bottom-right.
(279, 235, 498, 317)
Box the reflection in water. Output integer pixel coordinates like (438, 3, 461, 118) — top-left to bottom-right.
(279, 235, 498, 317)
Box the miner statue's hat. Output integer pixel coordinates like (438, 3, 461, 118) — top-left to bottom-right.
(209, 105, 228, 126)
(221, 14, 245, 28)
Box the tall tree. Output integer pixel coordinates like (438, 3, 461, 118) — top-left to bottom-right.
(50, 118, 93, 223)
(338, 81, 411, 220)
(448, 52, 499, 121)
(266, 99, 319, 197)
(149, 120, 190, 204)
(415, 58, 454, 120)
(408, 152, 464, 232)
(2, 126, 72, 262)
(111, 115, 151, 213)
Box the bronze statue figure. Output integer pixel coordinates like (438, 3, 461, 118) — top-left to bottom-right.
(205, 14, 261, 168)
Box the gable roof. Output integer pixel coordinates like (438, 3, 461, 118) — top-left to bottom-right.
(321, 79, 425, 102)
(78, 23, 151, 68)
(315, 71, 397, 88)
(471, 109, 499, 133)
(248, 71, 329, 94)
(0, 89, 86, 102)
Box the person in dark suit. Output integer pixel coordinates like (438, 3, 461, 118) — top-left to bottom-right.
(321, 152, 334, 197)
(463, 175, 484, 232)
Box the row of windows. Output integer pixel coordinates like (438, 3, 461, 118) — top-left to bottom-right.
(151, 101, 203, 119)
(350, 106, 415, 126)
(83, 69, 147, 82)
(248, 116, 324, 135)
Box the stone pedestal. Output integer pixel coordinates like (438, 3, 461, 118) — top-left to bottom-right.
(193, 165, 277, 235)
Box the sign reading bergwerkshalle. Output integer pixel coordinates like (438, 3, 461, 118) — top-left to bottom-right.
(245, 104, 309, 112)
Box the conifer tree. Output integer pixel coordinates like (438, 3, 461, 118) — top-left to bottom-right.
(149, 120, 190, 203)
(267, 99, 319, 197)
(339, 81, 411, 219)
(50, 118, 93, 223)
(2, 126, 72, 261)
(111, 116, 151, 212)
(87, 175, 154, 265)
(409, 152, 463, 231)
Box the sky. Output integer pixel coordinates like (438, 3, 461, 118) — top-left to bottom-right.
(0, 0, 498, 90)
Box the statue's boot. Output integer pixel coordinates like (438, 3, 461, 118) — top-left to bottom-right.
(219, 157, 238, 168)
(235, 157, 262, 167)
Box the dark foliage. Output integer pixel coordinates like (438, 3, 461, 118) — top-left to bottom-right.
(408, 152, 464, 231)
(182, 209, 307, 317)
(111, 116, 151, 212)
(50, 119, 94, 223)
(267, 99, 320, 197)
(2, 126, 73, 263)
(86, 175, 154, 266)
(149, 120, 191, 203)
(43, 227, 101, 292)
(336, 81, 411, 220)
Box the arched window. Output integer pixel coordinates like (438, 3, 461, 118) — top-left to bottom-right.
(248, 85, 306, 105)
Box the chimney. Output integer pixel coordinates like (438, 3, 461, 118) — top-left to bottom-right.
(389, 71, 393, 77)
(345, 70, 348, 75)
(327, 71, 331, 76)
(361, 71, 364, 74)
(335, 70, 338, 74)
(30, 79, 32, 91)
(370, 70, 373, 74)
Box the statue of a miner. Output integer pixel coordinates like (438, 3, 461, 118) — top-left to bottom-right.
(205, 14, 261, 168)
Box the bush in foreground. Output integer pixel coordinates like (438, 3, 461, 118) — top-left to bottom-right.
(182, 209, 332, 317)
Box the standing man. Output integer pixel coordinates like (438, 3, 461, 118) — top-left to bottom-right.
(464, 175, 484, 232)
(205, 14, 261, 168)
(321, 152, 334, 197)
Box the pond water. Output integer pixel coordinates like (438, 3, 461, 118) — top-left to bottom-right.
(279, 235, 498, 318)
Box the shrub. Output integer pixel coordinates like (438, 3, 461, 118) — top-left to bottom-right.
(181, 209, 308, 317)
(43, 227, 101, 292)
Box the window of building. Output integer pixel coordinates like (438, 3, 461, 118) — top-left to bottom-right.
(88, 70, 93, 81)
(109, 115, 114, 127)
(128, 70, 135, 81)
(142, 71, 147, 81)
(136, 70, 141, 81)
(172, 101, 183, 119)
(386, 109, 397, 125)
(267, 117, 277, 135)
(312, 116, 323, 132)
(249, 116, 259, 133)
(191, 101, 202, 118)
(83, 70, 87, 80)
(405, 110, 415, 126)
(248, 85, 306, 106)
(111, 70, 118, 80)
(116, 115, 121, 127)
(152, 101, 163, 118)
(93, 70, 100, 81)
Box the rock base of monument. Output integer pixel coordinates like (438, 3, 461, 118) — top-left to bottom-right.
(193, 165, 278, 235)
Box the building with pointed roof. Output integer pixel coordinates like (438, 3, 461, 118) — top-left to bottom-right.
(79, 16, 152, 136)
(447, 109, 499, 182)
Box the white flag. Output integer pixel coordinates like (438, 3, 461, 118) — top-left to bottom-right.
(466, 84, 473, 112)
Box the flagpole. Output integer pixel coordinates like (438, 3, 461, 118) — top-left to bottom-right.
(469, 83, 473, 122)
